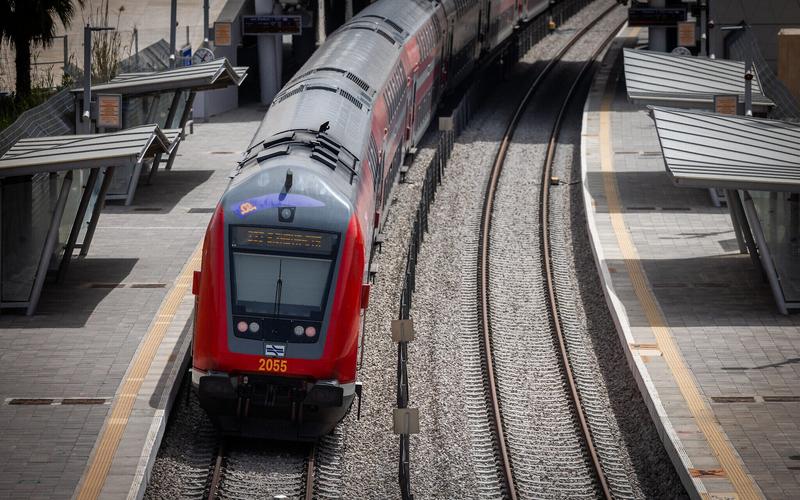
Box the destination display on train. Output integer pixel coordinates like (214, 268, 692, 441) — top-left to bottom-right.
(231, 226, 337, 255)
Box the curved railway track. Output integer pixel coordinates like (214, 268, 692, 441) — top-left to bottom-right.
(477, 5, 626, 499)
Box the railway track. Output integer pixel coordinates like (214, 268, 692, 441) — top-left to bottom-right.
(204, 438, 317, 500)
(477, 5, 627, 499)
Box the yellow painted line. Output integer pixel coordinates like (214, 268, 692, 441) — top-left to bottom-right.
(76, 243, 202, 500)
(598, 34, 761, 500)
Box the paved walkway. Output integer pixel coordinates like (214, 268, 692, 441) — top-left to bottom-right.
(0, 104, 263, 499)
(583, 29, 800, 499)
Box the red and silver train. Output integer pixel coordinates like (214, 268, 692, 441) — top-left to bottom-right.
(192, 0, 554, 439)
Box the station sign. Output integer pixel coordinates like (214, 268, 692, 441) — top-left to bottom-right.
(714, 95, 739, 115)
(96, 94, 121, 129)
(677, 21, 696, 47)
(242, 15, 303, 36)
(628, 7, 688, 27)
(214, 22, 232, 46)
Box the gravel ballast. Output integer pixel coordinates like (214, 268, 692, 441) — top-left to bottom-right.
(146, 2, 685, 497)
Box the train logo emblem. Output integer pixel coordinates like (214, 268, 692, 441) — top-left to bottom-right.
(265, 344, 286, 358)
(239, 202, 257, 216)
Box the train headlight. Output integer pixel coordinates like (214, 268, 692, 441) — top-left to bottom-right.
(249, 322, 260, 333)
(305, 326, 317, 338)
(293, 325, 304, 336)
(236, 321, 248, 333)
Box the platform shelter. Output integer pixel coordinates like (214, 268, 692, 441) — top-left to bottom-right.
(0, 125, 178, 315)
(622, 48, 774, 114)
(70, 58, 247, 202)
(620, 48, 800, 313)
(650, 106, 800, 314)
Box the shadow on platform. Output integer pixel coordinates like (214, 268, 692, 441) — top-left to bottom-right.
(105, 169, 215, 213)
(0, 257, 138, 328)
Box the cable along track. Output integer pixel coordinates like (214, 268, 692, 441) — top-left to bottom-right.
(477, 5, 627, 499)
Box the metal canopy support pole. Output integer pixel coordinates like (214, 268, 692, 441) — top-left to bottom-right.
(83, 25, 92, 133)
(80, 166, 114, 257)
(63, 36, 69, 78)
(724, 189, 747, 254)
(27, 171, 74, 316)
(148, 90, 183, 182)
(169, 0, 178, 68)
(742, 190, 789, 315)
(164, 91, 196, 172)
(317, 0, 326, 46)
(125, 159, 145, 206)
(165, 90, 182, 129)
(57, 168, 100, 283)
(345, 0, 353, 21)
(700, 0, 708, 57)
(203, 0, 210, 43)
(744, 52, 754, 116)
(729, 189, 762, 272)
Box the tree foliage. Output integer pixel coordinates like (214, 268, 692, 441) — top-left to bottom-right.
(0, 0, 84, 99)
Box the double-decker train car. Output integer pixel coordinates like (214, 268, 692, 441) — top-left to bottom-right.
(192, 0, 553, 440)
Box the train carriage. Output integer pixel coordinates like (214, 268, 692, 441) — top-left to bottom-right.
(192, 0, 559, 439)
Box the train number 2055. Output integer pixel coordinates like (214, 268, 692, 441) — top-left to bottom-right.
(258, 358, 288, 373)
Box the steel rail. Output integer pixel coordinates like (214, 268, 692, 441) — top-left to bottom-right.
(204, 440, 315, 499)
(477, 3, 623, 499)
(539, 17, 628, 500)
(304, 444, 317, 500)
(206, 439, 226, 500)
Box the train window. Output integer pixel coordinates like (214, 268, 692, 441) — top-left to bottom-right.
(232, 253, 332, 319)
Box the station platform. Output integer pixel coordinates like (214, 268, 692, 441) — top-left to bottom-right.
(0, 105, 263, 499)
(582, 28, 800, 499)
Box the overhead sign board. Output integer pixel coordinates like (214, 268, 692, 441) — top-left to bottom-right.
(96, 94, 121, 129)
(242, 15, 302, 36)
(714, 95, 739, 115)
(214, 22, 232, 46)
(628, 8, 687, 27)
(677, 21, 696, 47)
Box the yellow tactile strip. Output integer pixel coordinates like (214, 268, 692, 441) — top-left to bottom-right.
(76, 244, 202, 500)
(597, 34, 762, 500)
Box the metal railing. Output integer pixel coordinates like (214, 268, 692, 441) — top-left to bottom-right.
(392, 2, 594, 497)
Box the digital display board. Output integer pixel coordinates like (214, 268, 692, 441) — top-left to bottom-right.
(231, 227, 337, 255)
(628, 8, 687, 27)
(242, 15, 302, 36)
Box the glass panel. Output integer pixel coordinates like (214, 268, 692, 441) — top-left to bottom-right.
(232, 252, 332, 319)
(233, 252, 281, 314)
(53, 169, 87, 269)
(1, 173, 65, 302)
(169, 91, 187, 128)
(749, 190, 800, 303)
(278, 257, 332, 316)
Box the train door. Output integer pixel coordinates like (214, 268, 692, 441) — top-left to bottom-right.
(406, 72, 416, 148)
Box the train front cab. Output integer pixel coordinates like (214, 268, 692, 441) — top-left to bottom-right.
(191, 166, 366, 440)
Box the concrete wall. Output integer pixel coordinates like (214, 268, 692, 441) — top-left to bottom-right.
(710, 0, 800, 70)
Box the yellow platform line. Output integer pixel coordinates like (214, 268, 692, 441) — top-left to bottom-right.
(598, 40, 761, 500)
(76, 244, 202, 500)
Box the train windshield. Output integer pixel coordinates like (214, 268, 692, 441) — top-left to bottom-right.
(232, 253, 332, 318)
(230, 226, 338, 320)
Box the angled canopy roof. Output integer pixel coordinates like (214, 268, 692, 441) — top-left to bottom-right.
(650, 106, 800, 192)
(0, 125, 179, 177)
(71, 58, 248, 97)
(624, 49, 774, 109)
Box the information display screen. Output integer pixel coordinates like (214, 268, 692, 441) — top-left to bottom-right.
(242, 15, 302, 36)
(231, 226, 337, 256)
(628, 8, 687, 27)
